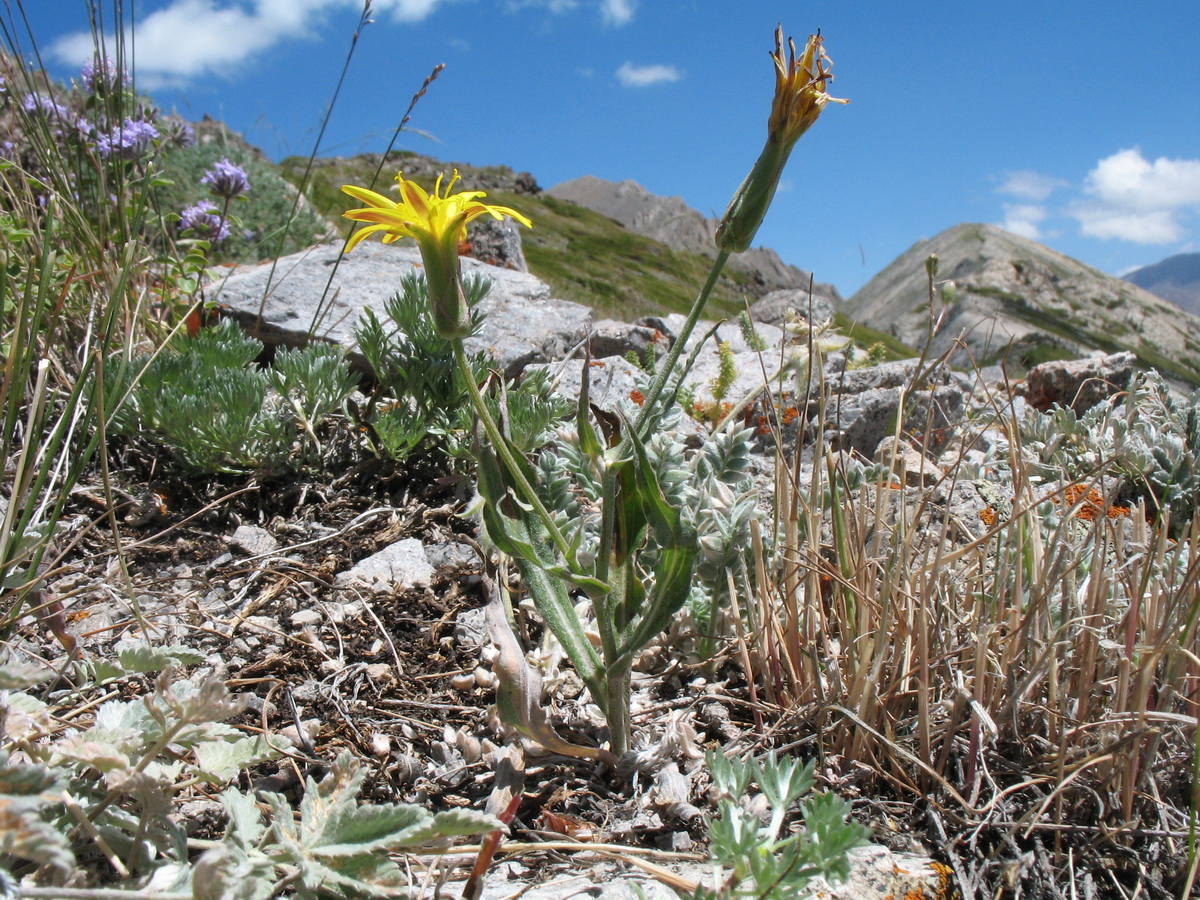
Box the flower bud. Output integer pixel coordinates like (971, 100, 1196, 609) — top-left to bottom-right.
(716, 27, 846, 254)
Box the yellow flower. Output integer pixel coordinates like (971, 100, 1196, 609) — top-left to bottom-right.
(342, 170, 532, 338)
(716, 27, 847, 254)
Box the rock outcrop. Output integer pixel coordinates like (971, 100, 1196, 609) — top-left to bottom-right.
(209, 240, 589, 378)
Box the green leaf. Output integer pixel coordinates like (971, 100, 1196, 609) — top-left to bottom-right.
(218, 787, 267, 846)
(0, 657, 51, 690)
(194, 734, 287, 784)
(117, 642, 206, 673)
(192, 842, 275, 900)
(312, 804, 430, 857)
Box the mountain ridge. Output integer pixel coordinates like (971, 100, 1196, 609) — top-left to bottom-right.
(547, 174, 843, 304)
(845, 223, 1200, 386)
(1124, 252, 1200, 316)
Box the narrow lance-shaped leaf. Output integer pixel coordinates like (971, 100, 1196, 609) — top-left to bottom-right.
(485, 589, 615, 766)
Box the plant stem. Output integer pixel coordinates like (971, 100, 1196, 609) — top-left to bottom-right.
(603, 664, 632, 758)
(632, 249, 731, 438)
(452, 339, 573, 562)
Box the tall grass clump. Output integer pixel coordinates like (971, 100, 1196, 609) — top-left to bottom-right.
(729, 282, 1200, 893)
(0, 19, 173, 631)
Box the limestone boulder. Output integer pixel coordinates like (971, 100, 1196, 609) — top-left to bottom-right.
(210, 241, 591, 377)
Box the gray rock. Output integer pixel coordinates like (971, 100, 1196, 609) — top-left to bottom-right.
(588, 319, 669, 361)
(1021, 351, 1135, 412)
(210, 241, 592, 378)
(749, 288, 836, 326)
(875, 436, 946, 486)
(538, 355, 644, 414)
(825, 383, 966, 458)
(334, 538, 433, 593)
(425, 540, 478, 572)
(228, 524, 278, 557)
(466, 216, 527, 272)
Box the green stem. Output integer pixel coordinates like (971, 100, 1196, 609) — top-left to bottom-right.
(452, 339, 573, 561)
(603, 663, 632, 758)
(632, 249, 731, 438)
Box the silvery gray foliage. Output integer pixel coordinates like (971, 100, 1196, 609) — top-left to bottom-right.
(529, 376, 761, 631)
(107, 319, 358, 473)
(1019, 370, 1200, 534)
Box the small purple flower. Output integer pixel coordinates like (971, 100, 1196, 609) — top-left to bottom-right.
(96, 117, 158, 160)
(0, 141, 15, 161)
(22, 92, 73, 123)
(200, 157, 251, 200)
(179, 201, 229, 244)
(81, 57, 126, 95)
(162, 117, 195, 148)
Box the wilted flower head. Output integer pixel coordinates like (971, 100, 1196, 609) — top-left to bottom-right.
(715, 26, 847, 254)
(179, 201, 229, 244)
(341, 170, 532, 338)
(81, 57, 126, 95)
(95, 118, 158, 160)
(201, 157, 251, 199)
(766, 27, 845, 152)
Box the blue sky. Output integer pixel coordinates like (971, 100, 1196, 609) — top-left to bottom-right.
(21, 0, 1200, 298)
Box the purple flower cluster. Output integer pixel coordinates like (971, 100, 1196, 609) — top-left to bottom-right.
(81, 57, 126, 95)
(161, 117, 196, 149)
(22, 92, 74, 123)
(21, 92, 92, 141)
(200, 157, 251, 199)
(179, 201, 230, 244)
(95, 118, 159, 161)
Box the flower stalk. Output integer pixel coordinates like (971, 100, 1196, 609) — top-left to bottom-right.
(340, 25, 843, 759)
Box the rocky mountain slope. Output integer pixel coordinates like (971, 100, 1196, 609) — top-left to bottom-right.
(844, 223, 1200, 386)
(548, 175, 843, 304)
(1124, 251, 1200, 316)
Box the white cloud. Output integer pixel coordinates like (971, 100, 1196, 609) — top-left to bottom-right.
(1071, 147, 1200, 244)
(48, 0, 449, 85)
(615, 61, 681, 87)
(600, 0, 636, 26)
(1073, 206, 1181, 244)
(506, 0, 634, 21)
(997, 170, 1064, 202)
(1001, 204, 1047, 240)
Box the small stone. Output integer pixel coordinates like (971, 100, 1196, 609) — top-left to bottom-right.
(654, 831, 694, 852)
(449, 672, 476, 692)
(290, 609, 322, 627)
(365, 663, 397, 684)
(370, 732, 391, 760)
(319, 658, 345, 675)
(229, 524, 278, 556)
(875, 436, 945, 487)
(334, 538, 434, 593)
(278, 718, 321, 747)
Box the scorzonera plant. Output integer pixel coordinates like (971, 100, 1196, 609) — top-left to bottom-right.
(339, 27, 845, 758)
